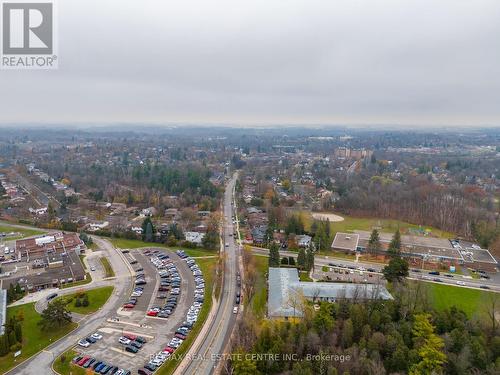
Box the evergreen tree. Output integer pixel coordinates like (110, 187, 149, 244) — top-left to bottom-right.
(368, 229, 382, 254)
(388, 229, 401, 256)
(269, 242, 280, 267)
(38, 300, 72, 331)
(141, 217, 155, 242)
(297, 248, 306, 270)
(382, 256, 409, 282)
(305, 242, 315, 271)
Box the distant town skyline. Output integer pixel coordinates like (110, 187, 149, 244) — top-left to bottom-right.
(1, 0, 499, 127)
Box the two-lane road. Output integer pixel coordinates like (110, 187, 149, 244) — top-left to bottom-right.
(7, 237, 132, 375)
(181, 173, 240, 375)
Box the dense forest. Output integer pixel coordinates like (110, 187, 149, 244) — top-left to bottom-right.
(229, 282, 500, 375)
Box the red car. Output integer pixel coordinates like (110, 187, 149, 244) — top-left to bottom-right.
(163, 346, 175, 353)
(77, 356, 90, 366)
(146, 310, 158, 317)
(123, 303, 135, 309)
(123, 333, 137, 341)
(175, 333, 186, 340)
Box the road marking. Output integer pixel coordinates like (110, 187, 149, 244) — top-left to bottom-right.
(110, 346, 135, 357)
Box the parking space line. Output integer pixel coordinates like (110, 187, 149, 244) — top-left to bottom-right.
(109, 347, 136, 357)
(99, 327, 155, 339)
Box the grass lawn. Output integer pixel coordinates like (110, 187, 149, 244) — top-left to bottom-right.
(426, 282, 497, 318)
(318, 250, 356, 260)
(100, 257, 115, 278)
(183, 248, 218, 258)
(250, 255, 269, 318)
(301, 212, 454, 239)
(55, 286, 114, 315)
(110, 238, 217, 258)
(299, 271, 313, 282)
(53, 349, 86, 375)
(109, 238, 168, 249)
(157, 257, 218, 375)
(0, 223, 45, 240)
(0, 303, 77, 374)
(61, 273, 92, 289)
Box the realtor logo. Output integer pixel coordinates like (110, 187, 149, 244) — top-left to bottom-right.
(1, 0, 57, 69)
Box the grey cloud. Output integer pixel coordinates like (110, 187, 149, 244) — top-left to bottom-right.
(0, 0, 499, 126)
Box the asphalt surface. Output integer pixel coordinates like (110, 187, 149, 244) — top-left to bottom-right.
(181, 173, 240, 375)
(75, 248, 196, 374)
(7, 237, 133, 375)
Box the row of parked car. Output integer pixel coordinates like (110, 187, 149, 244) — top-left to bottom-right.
(72, 354, 130, 375)
(78, 332, 104, 348)
(118, 333, 147, 354)
(177, 250, 205, 324)
(138, 320, 196, 374)
(123, 261, 147, 309)
(136, 250, 204, 374)
(146, 250, 182, 318)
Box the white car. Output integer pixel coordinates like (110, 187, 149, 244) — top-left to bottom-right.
(151, 358, 163, 366)
(78, 339, 90, 348)
(90, 266, 96, 271)
(456, 281, 466, 286)
(233, 306, 238, 314)
(91, 332, 103, 340)
(118, 336, 131, 345)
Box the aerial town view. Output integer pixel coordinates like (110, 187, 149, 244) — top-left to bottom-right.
(1, 1, 500, 375)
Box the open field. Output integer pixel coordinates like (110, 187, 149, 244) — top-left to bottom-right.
(311, 212, 345, 222)
(0, 303, 77, 374)
(250, 255, 269, 318)
(426, 282, 497, 318)
(302, 212, 455, 239)
(100, 257, 115, 278)
(157, 257, 218, 374)
(183, 248, 218, 257)
(55, 286, 114, 315)
(109, 238, 167, 249)
(109, 238, 217, 257)
(53, 349, 86, 375)
(0, 222, 45, 240)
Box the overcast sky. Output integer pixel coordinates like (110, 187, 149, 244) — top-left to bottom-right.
(1, 0, 500, 127)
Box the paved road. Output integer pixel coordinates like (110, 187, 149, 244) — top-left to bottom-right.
(252, 247, 500, 292)
(8, 237, 132, 375)
(181, 173, 240, 375)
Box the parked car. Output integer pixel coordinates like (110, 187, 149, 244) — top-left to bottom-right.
(78, 339, 90, 348)
(130, 341, 143, 349)
(125, 345, 138, 353)
(83, 358, 96, 368)
(118, 336, 131, 345)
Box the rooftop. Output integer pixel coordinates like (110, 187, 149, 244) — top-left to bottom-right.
(268, 267, 392, 318)
(331, 233, 359, 251)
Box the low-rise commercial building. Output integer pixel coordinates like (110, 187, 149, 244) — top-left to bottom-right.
(267, 267, 392, 318)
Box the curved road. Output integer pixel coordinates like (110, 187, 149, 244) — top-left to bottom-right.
(180, 173, 241, 375)
(7, 237, 133, 375)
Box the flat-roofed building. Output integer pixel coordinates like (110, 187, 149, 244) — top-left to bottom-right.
(268, 267, 392, 318)
(331, 233, 359, 252)
(16, 232, 85, 260)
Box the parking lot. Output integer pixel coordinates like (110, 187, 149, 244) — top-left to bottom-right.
(71, 248, 202, 374)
